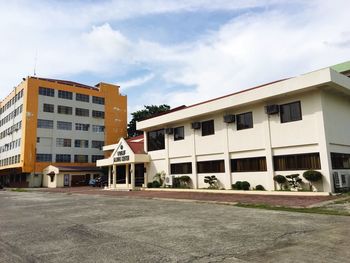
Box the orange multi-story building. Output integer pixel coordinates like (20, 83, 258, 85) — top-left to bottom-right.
(0, 77, 127, 187)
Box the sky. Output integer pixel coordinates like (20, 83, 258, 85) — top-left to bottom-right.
(0, 0, 350, 117)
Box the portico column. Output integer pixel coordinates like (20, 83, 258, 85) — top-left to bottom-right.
(125, 164, 129, 189)
(112, 164, 117, 189)
(108, 166, 111, 188)
(131, 163, 135, 190)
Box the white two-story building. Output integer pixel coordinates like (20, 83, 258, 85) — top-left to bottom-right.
(135, 63, 350, 193)
(97, 62, 350, 193)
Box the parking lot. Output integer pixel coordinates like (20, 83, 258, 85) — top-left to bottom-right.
(0, 190, 349, 263)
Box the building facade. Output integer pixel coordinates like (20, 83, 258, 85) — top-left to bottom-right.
(0, 77, 127, 187)
(135, 64, 350, 193)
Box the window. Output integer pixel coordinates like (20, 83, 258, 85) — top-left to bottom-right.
(273, 152, 321, 171)
(56, 138, 71, 147)
(92, 125, 104, 133)
(75, 123, 89, 131)
(331, 153, 350, 169)
(76, 108, 89, 117)
(147, 129, 165, 151)
(56, 154, 71, 163)
(231, 157, 267, 172)
(43, 104, 54, 113)
(171, 162, 192, 174)
(174, 126, 184, 141)
(57, 105, 72, 115)
(36, 154, 52, 162)
(75, 139, 89, 148)
(92, 155, 104, 162)
(58, 90, 73, 100)
(92, 140, 104, 149)
(236, 112, 253, 130)
(201, 120, 214, 136)
(280, 101, 302, 123)
(57, 121, 72, 130)
(92, 96, 105, 105)
(92, 110, 104, 118)
(74, 155, 88, 163)
(37, 119, 53, 129)
(197, 160, 225, 173)
(76, 93, 89, 102)
(39, 87, 54, 97)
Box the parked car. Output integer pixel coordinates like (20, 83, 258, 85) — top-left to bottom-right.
(94, 175, 108, 187)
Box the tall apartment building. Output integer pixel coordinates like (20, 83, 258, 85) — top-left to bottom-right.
(0, 77, 127, 187)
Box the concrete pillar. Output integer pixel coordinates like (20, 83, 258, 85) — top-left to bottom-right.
(108, 166, 111, 188)
(131, 163, 135, 190)
(191, 128, 198, 189)
(263, 112, 275, 191)
(125, 164, 129, 189)
(112, 164, 117, 189)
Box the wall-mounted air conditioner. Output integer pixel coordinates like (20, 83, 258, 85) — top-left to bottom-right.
(265, 104, 279, 115)
(165, 128, 174, 135)
(333, 172, 350, 189)
(191, 122, 201, 129)
(223, 114, 235, 123)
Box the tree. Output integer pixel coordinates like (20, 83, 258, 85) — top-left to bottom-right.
(303, 170, 322, 191)
(127, 105, 170, 137)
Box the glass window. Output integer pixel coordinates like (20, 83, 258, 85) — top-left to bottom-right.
(43, 103, 54, 113)
(273, 152, 321, 171)
(331, 152, 350, 169)
(39, 87, 54, 97)
(36, 153, 52, 162)
(91, 140, 104, 149)
(57, 121, 72, 130)
(92, 96, 105, 105)
(76, 93, 90, 102)
(174, 126, 184, 141)
(75, 139, 89, 148)
(236, 112, 253, 130)
(57, 105, 72, 115)
(170, 162, 192, 174)
(76, 108, 89, 117)
(37, 119, 53, 129)
(74, 155, 88, 163)
(56, 138, 71, 147)
(280, 101, 302, 123)
(92, 110, 104, 118)
(58, 90, 73, 100)
(201, 120, 214, 136)
(197, 160, 225, 173)
(92, 155, 104, 162)
(75, 123, 89, 131)
(92, 125, 104, 133)
(147, 129, 165, 151)
(231, 157, 267, 172)
(56, 154, 71, 163)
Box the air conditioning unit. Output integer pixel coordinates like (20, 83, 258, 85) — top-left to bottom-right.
(165, 128, 174, 135)
(164, 175, 174, 186)
(191, 122, 201, 129)
(223, 114, 235, 123)
(265, 104, 280, 115)
(333, 172, 350, 189)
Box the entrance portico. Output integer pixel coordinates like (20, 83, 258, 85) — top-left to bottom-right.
(97, 137, 149, 190)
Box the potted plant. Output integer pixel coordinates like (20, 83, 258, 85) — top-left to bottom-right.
(273, 175, 287, 190)
(286, 174, 302, 191)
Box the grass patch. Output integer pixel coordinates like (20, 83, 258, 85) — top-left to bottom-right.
(10, 188, 28, 192)
(235, 203, 350, 216)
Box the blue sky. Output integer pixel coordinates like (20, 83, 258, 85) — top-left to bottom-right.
(0, 0, 350, 117)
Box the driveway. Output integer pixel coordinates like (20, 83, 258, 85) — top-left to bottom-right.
(0, 190, 349, 263)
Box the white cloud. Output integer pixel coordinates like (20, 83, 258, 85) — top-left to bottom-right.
(119, 73, 155, 90)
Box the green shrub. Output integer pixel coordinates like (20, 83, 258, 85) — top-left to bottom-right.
(152, 181, 161, 188)
(147, 182, 153, 188)
(255, 185, 265, 191)
(303, 170, 322, 182)
(241, 181, 250, 190)
(204, 175, 219, 189)
(232, 181, 242, 190)
(273, 175, 287, 190)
